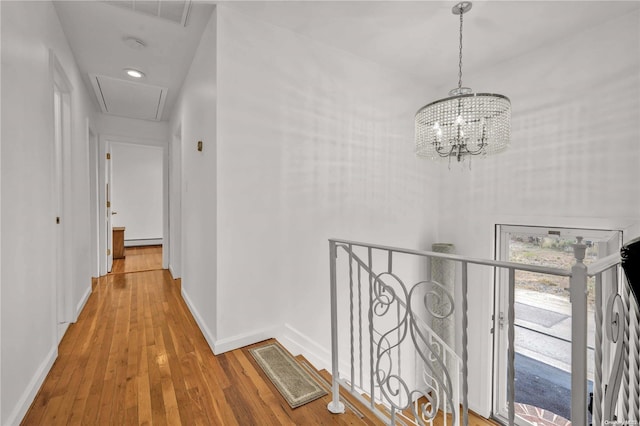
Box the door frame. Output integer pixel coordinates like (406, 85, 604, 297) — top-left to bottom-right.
(51, 50, 73, 342)
(98, 137, 111, 275)
(492, 224, 622, 424)
(168, 124, 182, 279)
(98, 134, 169, 275)
(87, 121, 100, 278)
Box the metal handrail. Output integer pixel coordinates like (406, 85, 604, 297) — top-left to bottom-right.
(588, 252, 621, 276)
(330, 238, 572, 277)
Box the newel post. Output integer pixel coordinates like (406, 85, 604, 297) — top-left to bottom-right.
(571, 237, 588, 426)
(328, 240, 345, 414)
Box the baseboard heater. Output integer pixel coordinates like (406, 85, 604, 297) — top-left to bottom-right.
(124, 238, 163, 247)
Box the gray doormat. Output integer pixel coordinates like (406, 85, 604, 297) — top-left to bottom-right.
(249, 343, 327, 409)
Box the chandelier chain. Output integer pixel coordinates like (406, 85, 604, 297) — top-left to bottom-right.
(458, 4, 464, 90)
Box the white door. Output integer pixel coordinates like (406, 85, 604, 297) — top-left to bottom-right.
(493, 225, 621, 425)
(53, 86, 66, 342)
(52, 52, 73, 342)
(106, 149, 113, 272)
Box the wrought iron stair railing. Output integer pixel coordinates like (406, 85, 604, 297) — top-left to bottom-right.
(328, 241, 461, 425)
(326, 238, 638, 426)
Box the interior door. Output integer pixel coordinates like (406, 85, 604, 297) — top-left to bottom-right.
(493, 225, 622, 425)
(106, 149, 113, 272)
(53, 86, 65, 342)
(52, 51, 73, 342)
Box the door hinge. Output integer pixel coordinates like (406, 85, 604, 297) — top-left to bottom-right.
(106, 201, 111, 208)
(107, 248, 111, 256)
(498, 312, 505, 330)
(56, 216, 60, 224)
(106, 153, 111, 160)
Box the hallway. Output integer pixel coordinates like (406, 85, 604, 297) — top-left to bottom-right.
(21, 247, 376, 425)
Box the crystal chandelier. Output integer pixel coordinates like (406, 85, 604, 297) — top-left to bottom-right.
(415, 2, 511, 163)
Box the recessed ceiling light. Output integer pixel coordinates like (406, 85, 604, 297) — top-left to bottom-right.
(124, 68, 145, 79)
(123, 37, 146, 50)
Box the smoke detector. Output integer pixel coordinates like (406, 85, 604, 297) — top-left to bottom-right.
(123, 37, 146, 50)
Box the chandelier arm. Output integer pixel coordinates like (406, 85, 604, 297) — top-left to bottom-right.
(434, 145, 455, 158)
(464, 146, 487, 156)
(433, 144, 484, 158)
(463, 140, 487, 155)
(434, 142, 488, 159)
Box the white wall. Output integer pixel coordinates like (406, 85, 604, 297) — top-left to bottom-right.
(0, 1, 96, 424)
(111, 142, 163, 243)
(434, 10, 640, 416)
(169, 9, 218, 347)
(216, 5, 438, 356)
(169, 127, 182, 278)
(0, 2, 3, 419)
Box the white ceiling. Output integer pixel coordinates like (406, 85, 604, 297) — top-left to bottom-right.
(228, 1, 640, 86)
(53, 0, 215, 121)
(53, 1, 639, 122)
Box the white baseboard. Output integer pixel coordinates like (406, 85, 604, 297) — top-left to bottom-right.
(4, 345, 57, 426)
(173, 289, 348, 383)
(124, 238, 162, 247)
(213, 326, 279, 355)
(74, 284, 92, 322)
(279, 324, 366, 383)
(181, 288, 217, 354)
(179, 288, 278, 355)
(278, 324, 332, 372)
(168, 265, 180, 280)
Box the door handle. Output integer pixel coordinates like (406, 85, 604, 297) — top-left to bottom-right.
(112, 211, 118, 215)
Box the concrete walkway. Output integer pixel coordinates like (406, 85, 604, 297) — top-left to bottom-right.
(515, 288, 595, 380)
(513, 288, 596, 423)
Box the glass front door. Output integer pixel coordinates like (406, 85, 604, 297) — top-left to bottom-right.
(493, 225, 621, 425)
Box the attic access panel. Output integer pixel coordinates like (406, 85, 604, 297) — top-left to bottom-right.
(103, 0, 192, 26)
(90, 74, 168, 121)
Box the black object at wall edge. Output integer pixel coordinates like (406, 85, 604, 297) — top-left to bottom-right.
(621, 236, 640, 307)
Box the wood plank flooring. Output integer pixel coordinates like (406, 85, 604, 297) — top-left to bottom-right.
(22, 246, 497, 425)
(109, 245, 163, 274)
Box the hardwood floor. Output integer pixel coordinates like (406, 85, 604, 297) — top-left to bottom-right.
(109, 245, 163, 274)
(22, 246, 497, 425)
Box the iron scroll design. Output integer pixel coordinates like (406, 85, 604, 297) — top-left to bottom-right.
(604, 292, 627, 421)
(370, 272, 457, 425)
